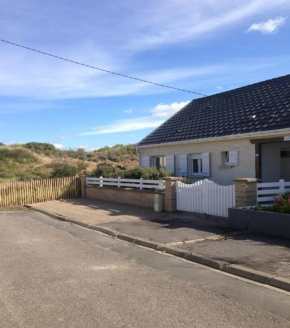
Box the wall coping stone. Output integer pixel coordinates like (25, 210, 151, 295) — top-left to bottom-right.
(164, 177, 183, 181)
(86, 185, 164, 194)
(234, 178, 257, 183)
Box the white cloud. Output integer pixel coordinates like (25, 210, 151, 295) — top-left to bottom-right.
(151, 101, 190, 118)
(81, 117, 165, 136)
(53, 143, 64, 149)
(81, 100, 189, 136)
(1, 1, 290, 101)
(59, 134, 73, 140)
(129, 0, 290, 49)
(247, 17, 287, 34)
(124, 109, 133, 114)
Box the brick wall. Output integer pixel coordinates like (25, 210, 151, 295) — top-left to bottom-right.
(85, 186, 163, 209)
(234, 178, 257, 207)
(164, 177, 183, 212)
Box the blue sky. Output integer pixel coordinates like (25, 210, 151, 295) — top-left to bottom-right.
(0, 0, 290, 150)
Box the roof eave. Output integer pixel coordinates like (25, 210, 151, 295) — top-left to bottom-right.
(136, 128, 290, 149)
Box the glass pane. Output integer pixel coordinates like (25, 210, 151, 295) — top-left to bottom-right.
(224, 152, 229, 164)
(156, 157, 160, 169)
(193, 159, 199, 173)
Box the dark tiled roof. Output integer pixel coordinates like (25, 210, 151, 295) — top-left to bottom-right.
(137, 74, 290, 147)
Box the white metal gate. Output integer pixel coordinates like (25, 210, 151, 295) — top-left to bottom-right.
(176, 179, 236, 217)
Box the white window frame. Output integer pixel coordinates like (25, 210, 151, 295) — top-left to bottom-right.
(191, 153, 203, 176)
(221, 151, 239, 167)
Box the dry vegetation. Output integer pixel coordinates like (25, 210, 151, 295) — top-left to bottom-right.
(0, 142, 138, 182)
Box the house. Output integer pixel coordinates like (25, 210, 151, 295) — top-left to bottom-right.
(136, 74, 290, 185)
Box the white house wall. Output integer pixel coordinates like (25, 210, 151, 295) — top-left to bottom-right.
(139, 138, 256, 185)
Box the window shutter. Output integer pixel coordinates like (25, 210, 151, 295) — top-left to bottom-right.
(141, 156, 150, 168)
(202, 153, 210, 176)
(150, 156, 154, 167)
(166, 155, 175, 174)
(179, 154, 187, 176)
(228, 151, 239, 165)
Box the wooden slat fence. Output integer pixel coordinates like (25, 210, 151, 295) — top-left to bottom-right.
(0, 176, 80, 207)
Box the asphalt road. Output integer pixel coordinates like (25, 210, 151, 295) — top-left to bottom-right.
(0, 211, 290, 328)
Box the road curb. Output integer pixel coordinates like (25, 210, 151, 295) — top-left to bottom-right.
(269, 276, 290, 292)
(223, 264, 273, 285)
(27, 205, 290, 293)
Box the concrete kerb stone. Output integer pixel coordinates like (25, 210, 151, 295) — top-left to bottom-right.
(223, 264, 273, 285)
(134, 238, 160, 250)
(186, 253, 228, 270)
(269, 276, 290, 292)
(157, 245, 190, 259)
(26, 205, 290, 293)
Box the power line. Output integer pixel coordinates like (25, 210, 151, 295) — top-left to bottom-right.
(0, 38, 207, 97)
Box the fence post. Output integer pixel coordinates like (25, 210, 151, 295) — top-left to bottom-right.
(100, 176, 103, 187)
(140, 178, 143, 190)
(118, 176, 121, 188)
(80, 175, 86, 198)
(164, 177, 183, 212)
(279, 179, 285, 194)
(159, 180, 165, 190)
(234, 178, 257, 207)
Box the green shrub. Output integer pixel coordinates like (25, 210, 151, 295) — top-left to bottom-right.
(76, 148, 87, 160)
(252, 193, 290, 214)
(0, 148, 38, 164)
(181, 177, 192, 184)
(76, 161, 88, 172)
(90, 163, 120, 178)
(89, 164, 172, 180)
(51, 164, 78, 177)
(88, 144, 137, 163)
(16, 168, 51, 181)
(24, 142, 59, 156)
(121, 166, 172, 180)
(50, 161, 88, 178)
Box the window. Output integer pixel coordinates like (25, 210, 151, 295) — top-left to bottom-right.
(223, 151, 230, 165)
(281, 151, 290, 158)
(152, 156, 166, 169)
(191, 154, 203, 175)
(179, 153, 210, 177)
(221, 151, 239, 166)
(192, 159, 202, 174)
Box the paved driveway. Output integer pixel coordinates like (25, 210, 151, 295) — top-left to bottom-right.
(30, 198, 230, 244)
(30, 198, 290, 280)
(1, 210, 290, 327)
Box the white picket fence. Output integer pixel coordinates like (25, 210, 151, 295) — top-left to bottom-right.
(176, 179, 235, 217)
(86, 177, 165, 190)
(257, 179, 290, 204)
